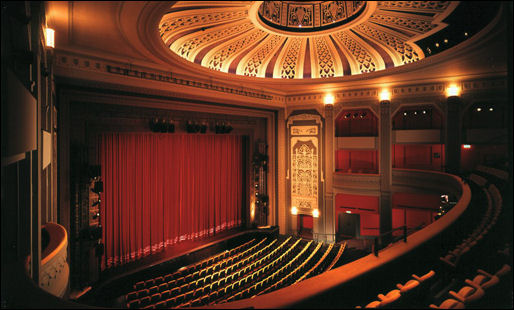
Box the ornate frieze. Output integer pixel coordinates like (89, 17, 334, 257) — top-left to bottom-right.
(54, 51, 283, 102)
(291, 125, 318, 136)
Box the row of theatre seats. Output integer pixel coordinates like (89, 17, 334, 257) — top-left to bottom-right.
(357, 165, 512, 308)
(122, 235, 348, 308)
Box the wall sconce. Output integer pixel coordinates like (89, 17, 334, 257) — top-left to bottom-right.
(462, 144, 471, 149)
(45, 28, 55, 48)
(291, 206, 298, 215)
(312, 209, 320, 218)
(323, 94, 335, 105)
(379, 89, 391, 102)
(446, 84, 460, 97)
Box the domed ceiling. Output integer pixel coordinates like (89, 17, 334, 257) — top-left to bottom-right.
(159, 1, 459, 79)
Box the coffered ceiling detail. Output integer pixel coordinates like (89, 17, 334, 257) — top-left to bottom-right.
(159, 1, 457, 79)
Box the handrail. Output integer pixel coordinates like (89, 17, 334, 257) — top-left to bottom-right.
(372, 226, 408, 257)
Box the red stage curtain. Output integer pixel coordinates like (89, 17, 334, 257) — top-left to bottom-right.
(99, 133, 243, 268)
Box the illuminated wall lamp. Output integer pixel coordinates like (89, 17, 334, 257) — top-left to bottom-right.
(379, 89, 391, 102)
(446, 84, 460, 97)
(312, 209, 320, 218)
(291, 206, 298, 215)
(45, 28, 55, 48)
(324, 94, 335, 105)
(462, 144, 471, 149)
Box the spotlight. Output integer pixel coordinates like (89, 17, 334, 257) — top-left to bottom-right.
(149, 118, 159, 132)
(200, 121, 208, 133)
(92, 181, 103, 194)
(422, 110, 426, 114)
(291, 206, 298, 215)
(414, 111, 418, 115)
(489, 107, 494, 112)
(476, 107, 482, 112)
(345, 113, 351, 119)
(159, 119, 167, 132)
(167, 120, 175, 133)
(435, 42, 439, 47)
(403, 112, 407, 116)
(353, 112, 359, 118)
(92, 199, 101, 207)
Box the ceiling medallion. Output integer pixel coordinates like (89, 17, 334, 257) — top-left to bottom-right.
(159, 1, 459, 79)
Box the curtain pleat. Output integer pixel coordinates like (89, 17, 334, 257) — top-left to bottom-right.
(100, 133, 243, 269)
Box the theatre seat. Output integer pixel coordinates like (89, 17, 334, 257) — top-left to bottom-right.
(377, 289, 401, 307)
(396, 279, 419, 293)
(429, 298, 465, 309)
(448, 279, 485, 304)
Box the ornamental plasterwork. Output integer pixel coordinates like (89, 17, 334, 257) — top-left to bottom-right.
(172, 21, 255, 61)
(332, 31, 382, 74)
(291, 136, 319, 212)
(203, 29, 268, 72)
(354, 23, 421, 65)
(291, 125, 318, 136)
(239, 34, 286, 77)
(312, 36, 338, 78)
(277, 37, 305, 79)
(160, 1, 458, 79)
(287, 113, 323, 127)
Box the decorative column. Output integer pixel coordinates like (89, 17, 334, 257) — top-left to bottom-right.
(379, 91, 392, 244)
(287, 113, 322, 237)
(445, 85, 462, 175)
(322, 102, 336, 243)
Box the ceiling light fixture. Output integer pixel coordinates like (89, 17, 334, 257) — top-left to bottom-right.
(379, 89, 391, 102)
(446, 84, 460, 97)
(323, 94, 335, 105)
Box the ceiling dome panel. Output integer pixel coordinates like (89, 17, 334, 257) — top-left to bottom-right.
(159, 1, 459, 79)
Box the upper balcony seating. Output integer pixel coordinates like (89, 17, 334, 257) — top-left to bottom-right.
(447, 279, 485, 304)
(429, 298, 465, 309)
(356, 270, 436, 309)
(468, 264, 511, 290)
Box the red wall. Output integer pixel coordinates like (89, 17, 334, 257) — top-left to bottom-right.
(461, 144, 507, 171)
(393, 144, 444, 171)
(299, 215, 313, 229)
(391, 192, 440, 234)
(336, 194, 379, 236)
(335, 193, 440, 237)
(335, 109, 378, 137)
(393, 106, 443, 130)
(335, 150, 378, 174)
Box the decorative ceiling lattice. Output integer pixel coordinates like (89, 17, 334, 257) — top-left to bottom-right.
(159, 1, 458, 79)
